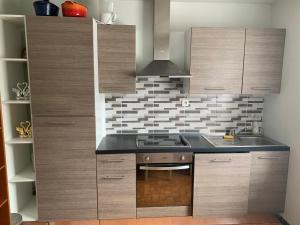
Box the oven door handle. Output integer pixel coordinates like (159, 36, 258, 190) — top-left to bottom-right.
(139, 164, 190, 171)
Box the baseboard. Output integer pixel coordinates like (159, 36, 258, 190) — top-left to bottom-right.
(276, 214, 290, 225)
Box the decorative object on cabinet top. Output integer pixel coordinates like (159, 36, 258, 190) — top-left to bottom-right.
(16, 121, 32, 139)
(33, 0, 59, 16)
(12, 82, 30, 101)
(61, 1, 88, 17)
(100, 1, 117, 24)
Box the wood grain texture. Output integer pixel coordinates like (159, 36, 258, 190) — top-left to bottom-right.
(97, 154, 136, 219)
(248, 151, 289, 213)
(49, 220, 99, 225)
(189, 28, 245, 94)
(193, 153, 251, 217)
(243, 29, 286, 94)
(0, 106, 10, 225)
(26, 16, 95, 116)
(137, 206, 191, 218)
(98, 25, 136, 94)
(33, 116, 97, 221)
(100, 214, 280, 225)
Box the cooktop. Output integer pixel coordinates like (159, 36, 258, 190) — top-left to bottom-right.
(136, 134, 191, 149)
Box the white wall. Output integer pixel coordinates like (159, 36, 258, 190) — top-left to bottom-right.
(263, 1, 300, 224)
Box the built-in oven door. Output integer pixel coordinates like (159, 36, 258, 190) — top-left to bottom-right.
(137, 162, 193, 217)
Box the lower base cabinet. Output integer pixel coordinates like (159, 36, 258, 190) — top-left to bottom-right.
(248, 151, 289, 213)
(193, 153, 251, 217)
(97, 154, 136, 219)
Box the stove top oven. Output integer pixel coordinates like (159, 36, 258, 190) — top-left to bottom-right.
(136, 152, 193, 218)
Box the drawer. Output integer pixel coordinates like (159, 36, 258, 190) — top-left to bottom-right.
(97, 154, 136, 219)
(98, 154, 136, 172)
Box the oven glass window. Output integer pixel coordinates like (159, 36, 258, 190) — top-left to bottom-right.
(137, 163, 193, 207)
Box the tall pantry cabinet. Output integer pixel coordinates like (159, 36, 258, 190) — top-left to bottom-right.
(26, 16, 99, 221)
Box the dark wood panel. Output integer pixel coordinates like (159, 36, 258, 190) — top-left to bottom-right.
(248, 151, 289, 213)
(243, 29, 286, 94)
(97, 154, 136, 219)
(98, 25, 136, 94)
(193, 153, 251, 217)
(190, 28, 245, 94)
(33, 116, 97, 221)
(26, 16, 95, 116)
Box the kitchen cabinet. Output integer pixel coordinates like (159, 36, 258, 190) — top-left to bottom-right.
(189, 28, 245, 94)
(33, 116, 97, 221)
(193, 153, 251, 217)
(98, 25, 136, 94)
(26, 16, 95, 117)
(248, 151, 289, 213)
(26, 16, 98, 221)
(243, 29, 286, 94)
(97, 154, 136, 219)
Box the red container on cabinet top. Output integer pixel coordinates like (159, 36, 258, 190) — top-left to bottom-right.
(61, 1, 88, 17)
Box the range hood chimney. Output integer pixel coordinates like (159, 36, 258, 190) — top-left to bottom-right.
(137, 0, 191, 78)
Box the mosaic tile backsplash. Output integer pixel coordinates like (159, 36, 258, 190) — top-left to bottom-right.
(105, 77, 264, 135)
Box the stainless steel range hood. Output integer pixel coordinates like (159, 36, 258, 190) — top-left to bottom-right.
(137, 0, 191, 78)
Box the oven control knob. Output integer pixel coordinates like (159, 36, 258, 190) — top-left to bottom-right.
(145, 156, 150, 162)
(180, 155, 185, 161)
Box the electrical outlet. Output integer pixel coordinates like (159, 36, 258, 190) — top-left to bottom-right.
(182, 99, 190, 107)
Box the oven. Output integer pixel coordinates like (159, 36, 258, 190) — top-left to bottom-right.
(136, 152, 193, 218)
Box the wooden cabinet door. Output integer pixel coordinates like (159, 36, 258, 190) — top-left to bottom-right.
(26, 16, 95, 117)
(189, 28, 245, 94)
(97, 154, 136, 219)
(98, 25, 136, 94)
(243, 29, 286, 94)
(193, 153, 251, 217)
(33, 116, 97, 221)
(248, 151, 289, 213)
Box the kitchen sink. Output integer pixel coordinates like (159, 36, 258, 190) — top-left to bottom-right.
(202, 135, 283, 148)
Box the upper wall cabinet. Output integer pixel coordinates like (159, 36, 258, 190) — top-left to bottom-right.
(98, 25, 136, 94)
(242, 29, 286, 94)
(189, 28, 245, 94)
(26, 16, 95, 117)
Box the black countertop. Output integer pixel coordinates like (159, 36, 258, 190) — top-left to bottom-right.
(96, 134, 290, 154)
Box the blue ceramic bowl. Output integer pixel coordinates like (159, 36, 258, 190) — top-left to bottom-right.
(33, 0, 59, 16)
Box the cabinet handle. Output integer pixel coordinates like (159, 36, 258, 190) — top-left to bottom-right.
(101, 176, 125, 180)
(100, 160, 125, 163)
(204, 87, 226, 91)
(258, 156, 281, 160)
(46, 122, 75, 126)
(210, 159, 232, 163)
(251, 87, 273, 91)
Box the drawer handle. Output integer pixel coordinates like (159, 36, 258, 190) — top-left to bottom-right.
(251, 87, 273, 91)
(101, 176, 125, 180)
(46, 122, 75, 126)
(100, 160, 125, 163)
(204, 87, 226, 91)
(210, 159, 232, 163)
(258, 156, 281, 160)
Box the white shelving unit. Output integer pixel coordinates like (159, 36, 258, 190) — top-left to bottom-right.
(0, 14, 37, 221)
(6, 137, 33, 144)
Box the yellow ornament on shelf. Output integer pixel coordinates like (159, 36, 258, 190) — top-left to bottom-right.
(16, 121, 32, 138)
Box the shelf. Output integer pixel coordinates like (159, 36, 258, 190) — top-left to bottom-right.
(0, 58, 27, 62)
(0, 199, 8, 208)
(2, 100, 31, 105)
(9, 164, 35, 183)
(19, 197, 37, 221)
(6, 138, 33, 145)
(0, 15, 25, 24)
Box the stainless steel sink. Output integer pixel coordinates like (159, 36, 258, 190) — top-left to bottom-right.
(202, 135, 283, 148)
